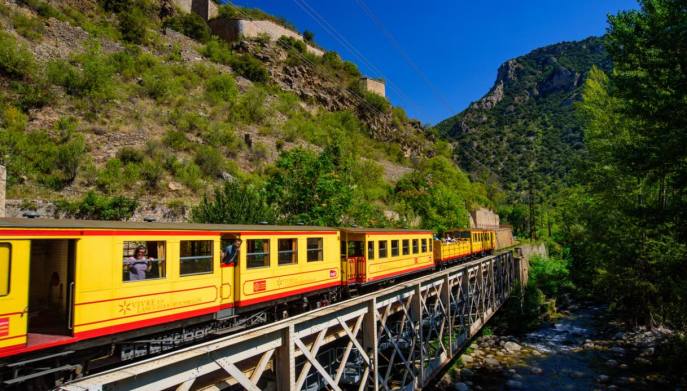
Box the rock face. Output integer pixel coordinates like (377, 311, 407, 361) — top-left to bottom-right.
(236, 40, 434, 158)
(435, 37, 610, 194)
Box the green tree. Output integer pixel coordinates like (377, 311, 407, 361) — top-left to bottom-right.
(569, 0, 687, 329)
(192, 180, 276, 224)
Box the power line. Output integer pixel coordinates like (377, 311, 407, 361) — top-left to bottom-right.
(351, 0, 456, 115)
(291, 0, 428, 118)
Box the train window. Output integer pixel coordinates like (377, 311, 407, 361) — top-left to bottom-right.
(307, 238, 323, 262)
(402, 240, 410, 255)
(412, 239, 419, 254)
(123, 241, 166, 282)
(348, 241, 364, 257)
(421, 239, 427, 253)
(0, 244, 10, 296)
(247, 239, 270, 268)
(278, 239, 298, 265)
(429, 239, 433, 251)
(391, 240, 399, 257)
(379, 241, 388, 258)
(180, 240, 213, 276)
(367, 241, 375, 260)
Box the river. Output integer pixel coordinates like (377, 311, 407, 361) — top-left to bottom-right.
(439, 305, 676, 390)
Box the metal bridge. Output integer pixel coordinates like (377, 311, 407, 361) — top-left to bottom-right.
(61, 251, 522, 391)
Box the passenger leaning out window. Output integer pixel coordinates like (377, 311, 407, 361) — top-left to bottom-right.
(125, 245, 153, 281)
(222, 238, 242, 266)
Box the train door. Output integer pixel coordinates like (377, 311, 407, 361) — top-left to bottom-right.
(219, 235, 239, 317)
(0, 240, 30, 350)
(27, 239, 76, 340)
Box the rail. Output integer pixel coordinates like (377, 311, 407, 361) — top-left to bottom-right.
(61, 251, 521, 391)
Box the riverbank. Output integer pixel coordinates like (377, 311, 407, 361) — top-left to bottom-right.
(434, 305, 681, 390)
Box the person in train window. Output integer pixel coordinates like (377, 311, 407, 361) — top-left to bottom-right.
(124, 245, 153, 281)
(222, 238, 242, 266)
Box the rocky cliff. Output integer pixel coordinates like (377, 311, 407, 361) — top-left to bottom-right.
(436, 37, 610, 195)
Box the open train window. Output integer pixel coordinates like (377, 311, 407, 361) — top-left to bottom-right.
(180, 240, 213, 276)
(367, 241, 375, 260)
(278, 238, 297, 265)
(123, 241, 166, 282)
(307, 238, 323, 262)
(421, 239, 427, 253)
(402, 240, 409, 255)
(0, 243, 10, 296)
(348, 241, 364, 257)
(391, 240, 399, 257)
(412, 239, 419, 254)
(247, 239, 270, 268)
(379, 240, 388, 258)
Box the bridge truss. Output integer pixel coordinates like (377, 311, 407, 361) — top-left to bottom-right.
(62, 251, 520, 391)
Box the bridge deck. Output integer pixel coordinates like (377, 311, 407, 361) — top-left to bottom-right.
(61, 251, 521, 391)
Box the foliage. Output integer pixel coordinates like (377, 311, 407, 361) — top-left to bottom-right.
(163, 12, 211, 43)
(192, 180, 276, 224)
(529, 255, 574, 298)
(562, 0, 687, 329)
(47, 43, 117, 105)
(205, 73, 238, 104)
(56, 191, 138, 220)
(217, 3, 296, 31)
(201, 38, 233, 65)
(0, 32, 36, 79)
(394, 157, 479, 232)
(303, 30, 314, 42)
(229, 54, 269, 83)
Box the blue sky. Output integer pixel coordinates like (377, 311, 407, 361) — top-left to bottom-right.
(230, 0, 639, 124)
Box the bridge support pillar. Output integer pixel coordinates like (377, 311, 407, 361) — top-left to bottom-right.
(363, 298, 378, 391)
(276, 324, 295, 391)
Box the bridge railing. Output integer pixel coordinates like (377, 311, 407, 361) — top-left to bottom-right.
(62, 251, 519, 391)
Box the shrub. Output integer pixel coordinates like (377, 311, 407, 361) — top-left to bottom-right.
(17, 0, 63, 19)
(140, 66, 181, 101)
(1, 106, 28, 132)
(57, 191, 138, 220)
(230, 54, 269, 83)
(140, 159, 163, 189)
(277, 36, 306, 53)
(11, 80, 54, 110)
(201, 38, 233, 65)
(203, 123, 240, 152)
(0, 32, 36, 79)
(163, 129, 190, 150)
(96, 158, 126, 193)
(529, 255, 574, 298)
(117, 6, 149, 44)
(205, 73, 238, 104)
(194, 146, 225, 178)
(192, 180, 276, 224)
(236, 87, 268, 123)
(361, 90, 391, 114)
(50, 131, 86, 189)
(47, 44, 117, 104)
(117, 146, 145, 164)
(11, 12, 45, 40)
(303, 30, 314, 43)
(342, 60, 361, 77)
(163, 12, 210, 43)
(175, 160, 203, 191)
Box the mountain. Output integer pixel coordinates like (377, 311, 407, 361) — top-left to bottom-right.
(435, 37, 611, 196)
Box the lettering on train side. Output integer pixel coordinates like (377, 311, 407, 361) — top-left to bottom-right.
(117, 297, 204, 315)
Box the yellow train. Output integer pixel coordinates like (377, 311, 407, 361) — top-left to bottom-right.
(0, 218, 493, 387)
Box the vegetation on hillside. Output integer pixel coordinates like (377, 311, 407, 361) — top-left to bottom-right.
(0, 0, 486, 231)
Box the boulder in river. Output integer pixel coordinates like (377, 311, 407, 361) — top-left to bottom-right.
(455, 382, 469, 391)
(530, 367, 543, 375)
(506, 379, 523, 389)
(504, 341, 522, 353)
(597, 374, 610, 383)
(606, 359, 619, 367)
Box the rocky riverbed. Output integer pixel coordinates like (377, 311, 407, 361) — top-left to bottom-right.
(435, 306, 679, 390)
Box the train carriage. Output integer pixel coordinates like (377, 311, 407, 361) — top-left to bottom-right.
(0, 219, 340, 386)
(340, 228, 434, 285)
(433, 228, 497, 265)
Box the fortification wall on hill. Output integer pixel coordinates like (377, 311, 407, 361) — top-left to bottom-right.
(173, 0, 218, 20)
(208, 18, 324, 56)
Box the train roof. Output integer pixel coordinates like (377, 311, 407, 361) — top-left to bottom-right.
(0, 218, 337, 232)
(339, 227, 432, 234)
